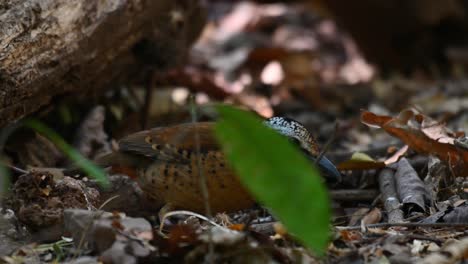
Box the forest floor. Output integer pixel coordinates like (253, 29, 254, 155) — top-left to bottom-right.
(1, 2, 467, 263)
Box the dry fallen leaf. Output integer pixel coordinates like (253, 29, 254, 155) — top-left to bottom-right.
(348, 208, 370, 226)
(228, 224, 245, 231)
(339, 230, 362, 241)
(157, 224, 198, 255)
(361, 109, 468, 175)
(384, 145, 409, 165)
(361, 208, 382, 225)
(394, 158, 430, 214)
(337, 152, 386, 170)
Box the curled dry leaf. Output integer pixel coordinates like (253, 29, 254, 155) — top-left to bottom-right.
(378, 168, 404, 223)
(394, 158, 430, 214)
(422, 201, 468, 224)
(228, 223, 245, 231)
(348, 208, 370, 226)
(339, 230, 362, 242)
(361, 207, 382, 225)
(157, 224, 198, 255)
(64, 209, 152, 254)
(384, 145, 409, 165)
(361, 109, 468, 175)
(442, 205, 468, 223)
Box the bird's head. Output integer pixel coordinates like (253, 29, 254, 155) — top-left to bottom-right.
(265, 116, 341, 182)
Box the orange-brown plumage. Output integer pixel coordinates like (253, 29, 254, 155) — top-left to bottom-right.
(96, 118, 341, 214)
(97, 122, 254, 213)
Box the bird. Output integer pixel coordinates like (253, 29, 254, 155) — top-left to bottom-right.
(95, 116, 341, 215)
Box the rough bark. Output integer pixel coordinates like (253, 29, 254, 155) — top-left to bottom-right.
(0, 0, 205, 127)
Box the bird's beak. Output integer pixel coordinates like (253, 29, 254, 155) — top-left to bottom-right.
(315, 155, 342, 183)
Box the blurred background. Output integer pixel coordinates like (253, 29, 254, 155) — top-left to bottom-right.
(1, 0, 468, 262)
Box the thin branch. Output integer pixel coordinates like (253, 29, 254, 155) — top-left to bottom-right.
(160, 210, 224, 231)
(98, 195, 120, 210)
(189, 94, 214, 263)
(335, 222, 468, 231)
(329, 189, 379, 201)
(189, 95, 212, 218)
(0, 159, 29, 174)
(315, 121, 338, 165)
(252, 221, 468, 234)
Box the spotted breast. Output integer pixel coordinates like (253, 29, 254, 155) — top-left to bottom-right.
(95, 117, 341, 214)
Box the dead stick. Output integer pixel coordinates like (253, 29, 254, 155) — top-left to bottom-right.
(189, 94, 214, 263)
(250, 221, 468, 235)
(0, 159, 29, 174)
(330, 189, 378, 201)
(336, 222, 468, 230)
(315, 122, 338, 165)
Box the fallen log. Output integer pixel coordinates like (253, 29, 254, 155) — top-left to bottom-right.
(0, 0, 205, 127)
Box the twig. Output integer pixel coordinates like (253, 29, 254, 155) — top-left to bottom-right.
(0, 159, 29, 174)
(252, 221, 468, 233)
(72, 210, 105, 261)
(315, 122, 338, 165)
(330, 189, 379, 201)
(159, 210, 224, 232)
(335, 222, 468, 231)
(371, 194, 382, 207)
(189, 94, 214, 263)
(98, 195, 120, 210)
(189, 95, 212, 218)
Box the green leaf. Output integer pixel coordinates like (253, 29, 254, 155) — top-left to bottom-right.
(214, 105, 330, 254)
(24, 119, 109, 188)
(350, 152, 376, 162)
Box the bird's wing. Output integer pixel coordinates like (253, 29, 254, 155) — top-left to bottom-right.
(118, 122, 220, 163)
